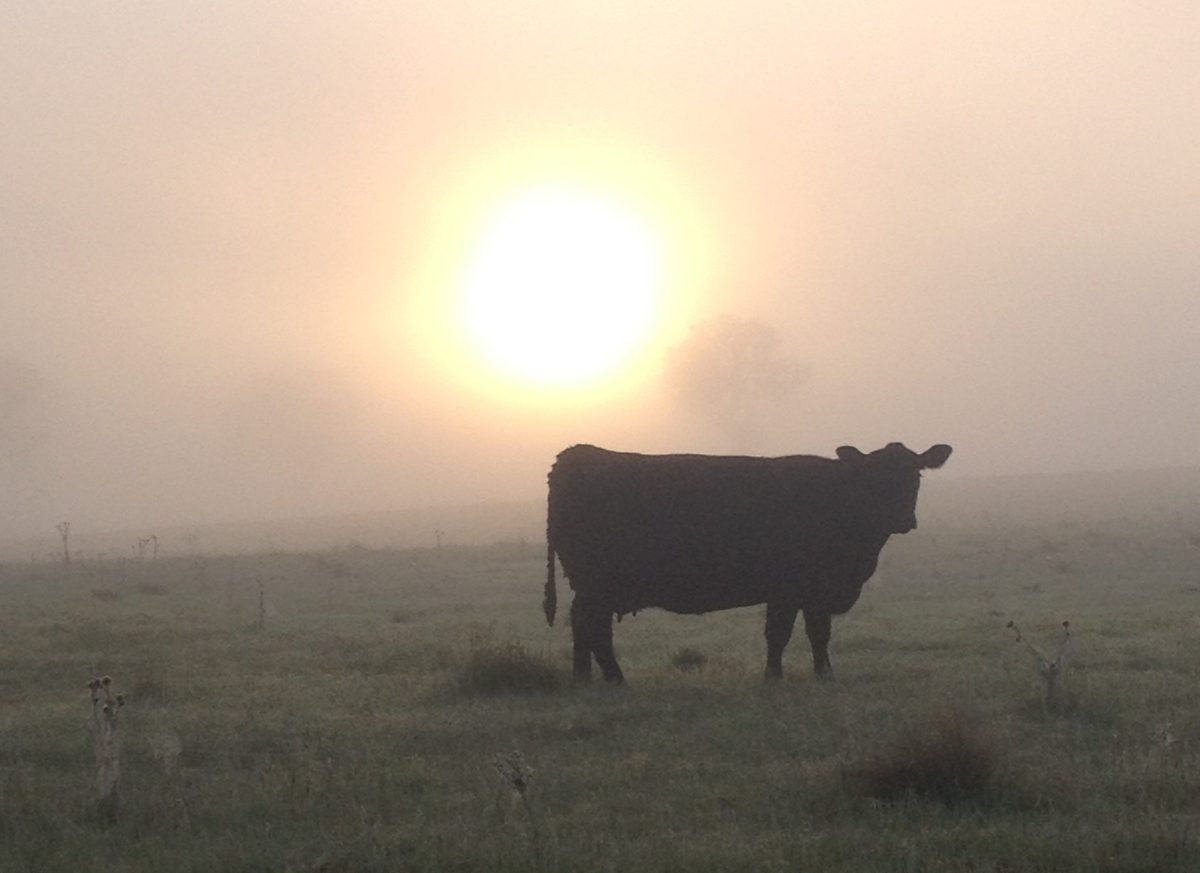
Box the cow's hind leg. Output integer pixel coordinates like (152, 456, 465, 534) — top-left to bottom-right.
(802, 609, 833, 679)
(569, 598, 593, 680)
(571, 597, 624, 683)
(573, 597, 624, 683)
(765, 601, 800, 679)
(590, 608, 624, 684)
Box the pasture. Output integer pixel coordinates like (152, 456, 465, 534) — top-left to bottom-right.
(2, 486, 1200, 872)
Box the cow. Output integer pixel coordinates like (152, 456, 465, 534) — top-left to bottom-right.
(543, 442, 952, 682)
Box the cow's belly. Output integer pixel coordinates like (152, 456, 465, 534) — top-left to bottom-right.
(644, 581, 772, 615)
(612, 564, 786, 615)
(563, 556, 875, 616)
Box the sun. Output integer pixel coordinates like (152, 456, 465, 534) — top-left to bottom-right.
(457, 184, 664, 389)
(392, 138, 719, 404)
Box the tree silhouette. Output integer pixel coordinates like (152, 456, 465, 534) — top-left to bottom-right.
(664, 315, 806, 448)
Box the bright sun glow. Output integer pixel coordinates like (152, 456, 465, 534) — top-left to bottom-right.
(457, 185, 664, 388)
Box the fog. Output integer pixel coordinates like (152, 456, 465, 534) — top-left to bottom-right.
(3, 2, 1198, 543)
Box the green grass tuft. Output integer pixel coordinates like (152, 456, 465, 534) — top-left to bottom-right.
(845, 709, 996, 804)
(459, 639, 562, 695)
(668, 647, 708, 672)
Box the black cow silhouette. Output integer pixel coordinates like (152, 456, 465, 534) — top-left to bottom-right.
(544, 442, 952, 682)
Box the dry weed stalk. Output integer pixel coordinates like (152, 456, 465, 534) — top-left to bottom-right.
(135, 535, 159, 561)
(87, 675, 125, 819)
(56, 520, 71, 565)
(492, 748, 534, 800)
(255, 576, 266, 631)
(1007, 619, 1070, 706)
(491, 749, 543, 869)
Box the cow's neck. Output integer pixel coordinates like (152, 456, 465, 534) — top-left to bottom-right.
(847, 527, 890, 567)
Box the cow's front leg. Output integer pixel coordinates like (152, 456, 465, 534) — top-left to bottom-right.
(802, 608, 833, 679)
(764, 601, 800, 679)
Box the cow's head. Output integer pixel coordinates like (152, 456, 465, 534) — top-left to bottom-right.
(835, 443, 952, 534)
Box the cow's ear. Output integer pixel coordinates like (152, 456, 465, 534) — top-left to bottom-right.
(918, 444, 953, 469)
(836, 446, 866, 461)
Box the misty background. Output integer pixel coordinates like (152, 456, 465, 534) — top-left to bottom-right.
(3, 2, 1198, 546)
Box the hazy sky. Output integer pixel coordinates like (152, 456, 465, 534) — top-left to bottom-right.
(3, 1, 1198, 539)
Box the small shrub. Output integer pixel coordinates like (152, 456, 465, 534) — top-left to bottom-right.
(845, 709, 996, 804)
(460, 640, 562, 695)
(669, 647, 708, 672)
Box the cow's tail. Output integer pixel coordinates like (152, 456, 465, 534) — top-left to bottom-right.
(543, 540, 557, 626)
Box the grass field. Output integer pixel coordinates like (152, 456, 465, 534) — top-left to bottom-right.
(3, 496, 1200, 872)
